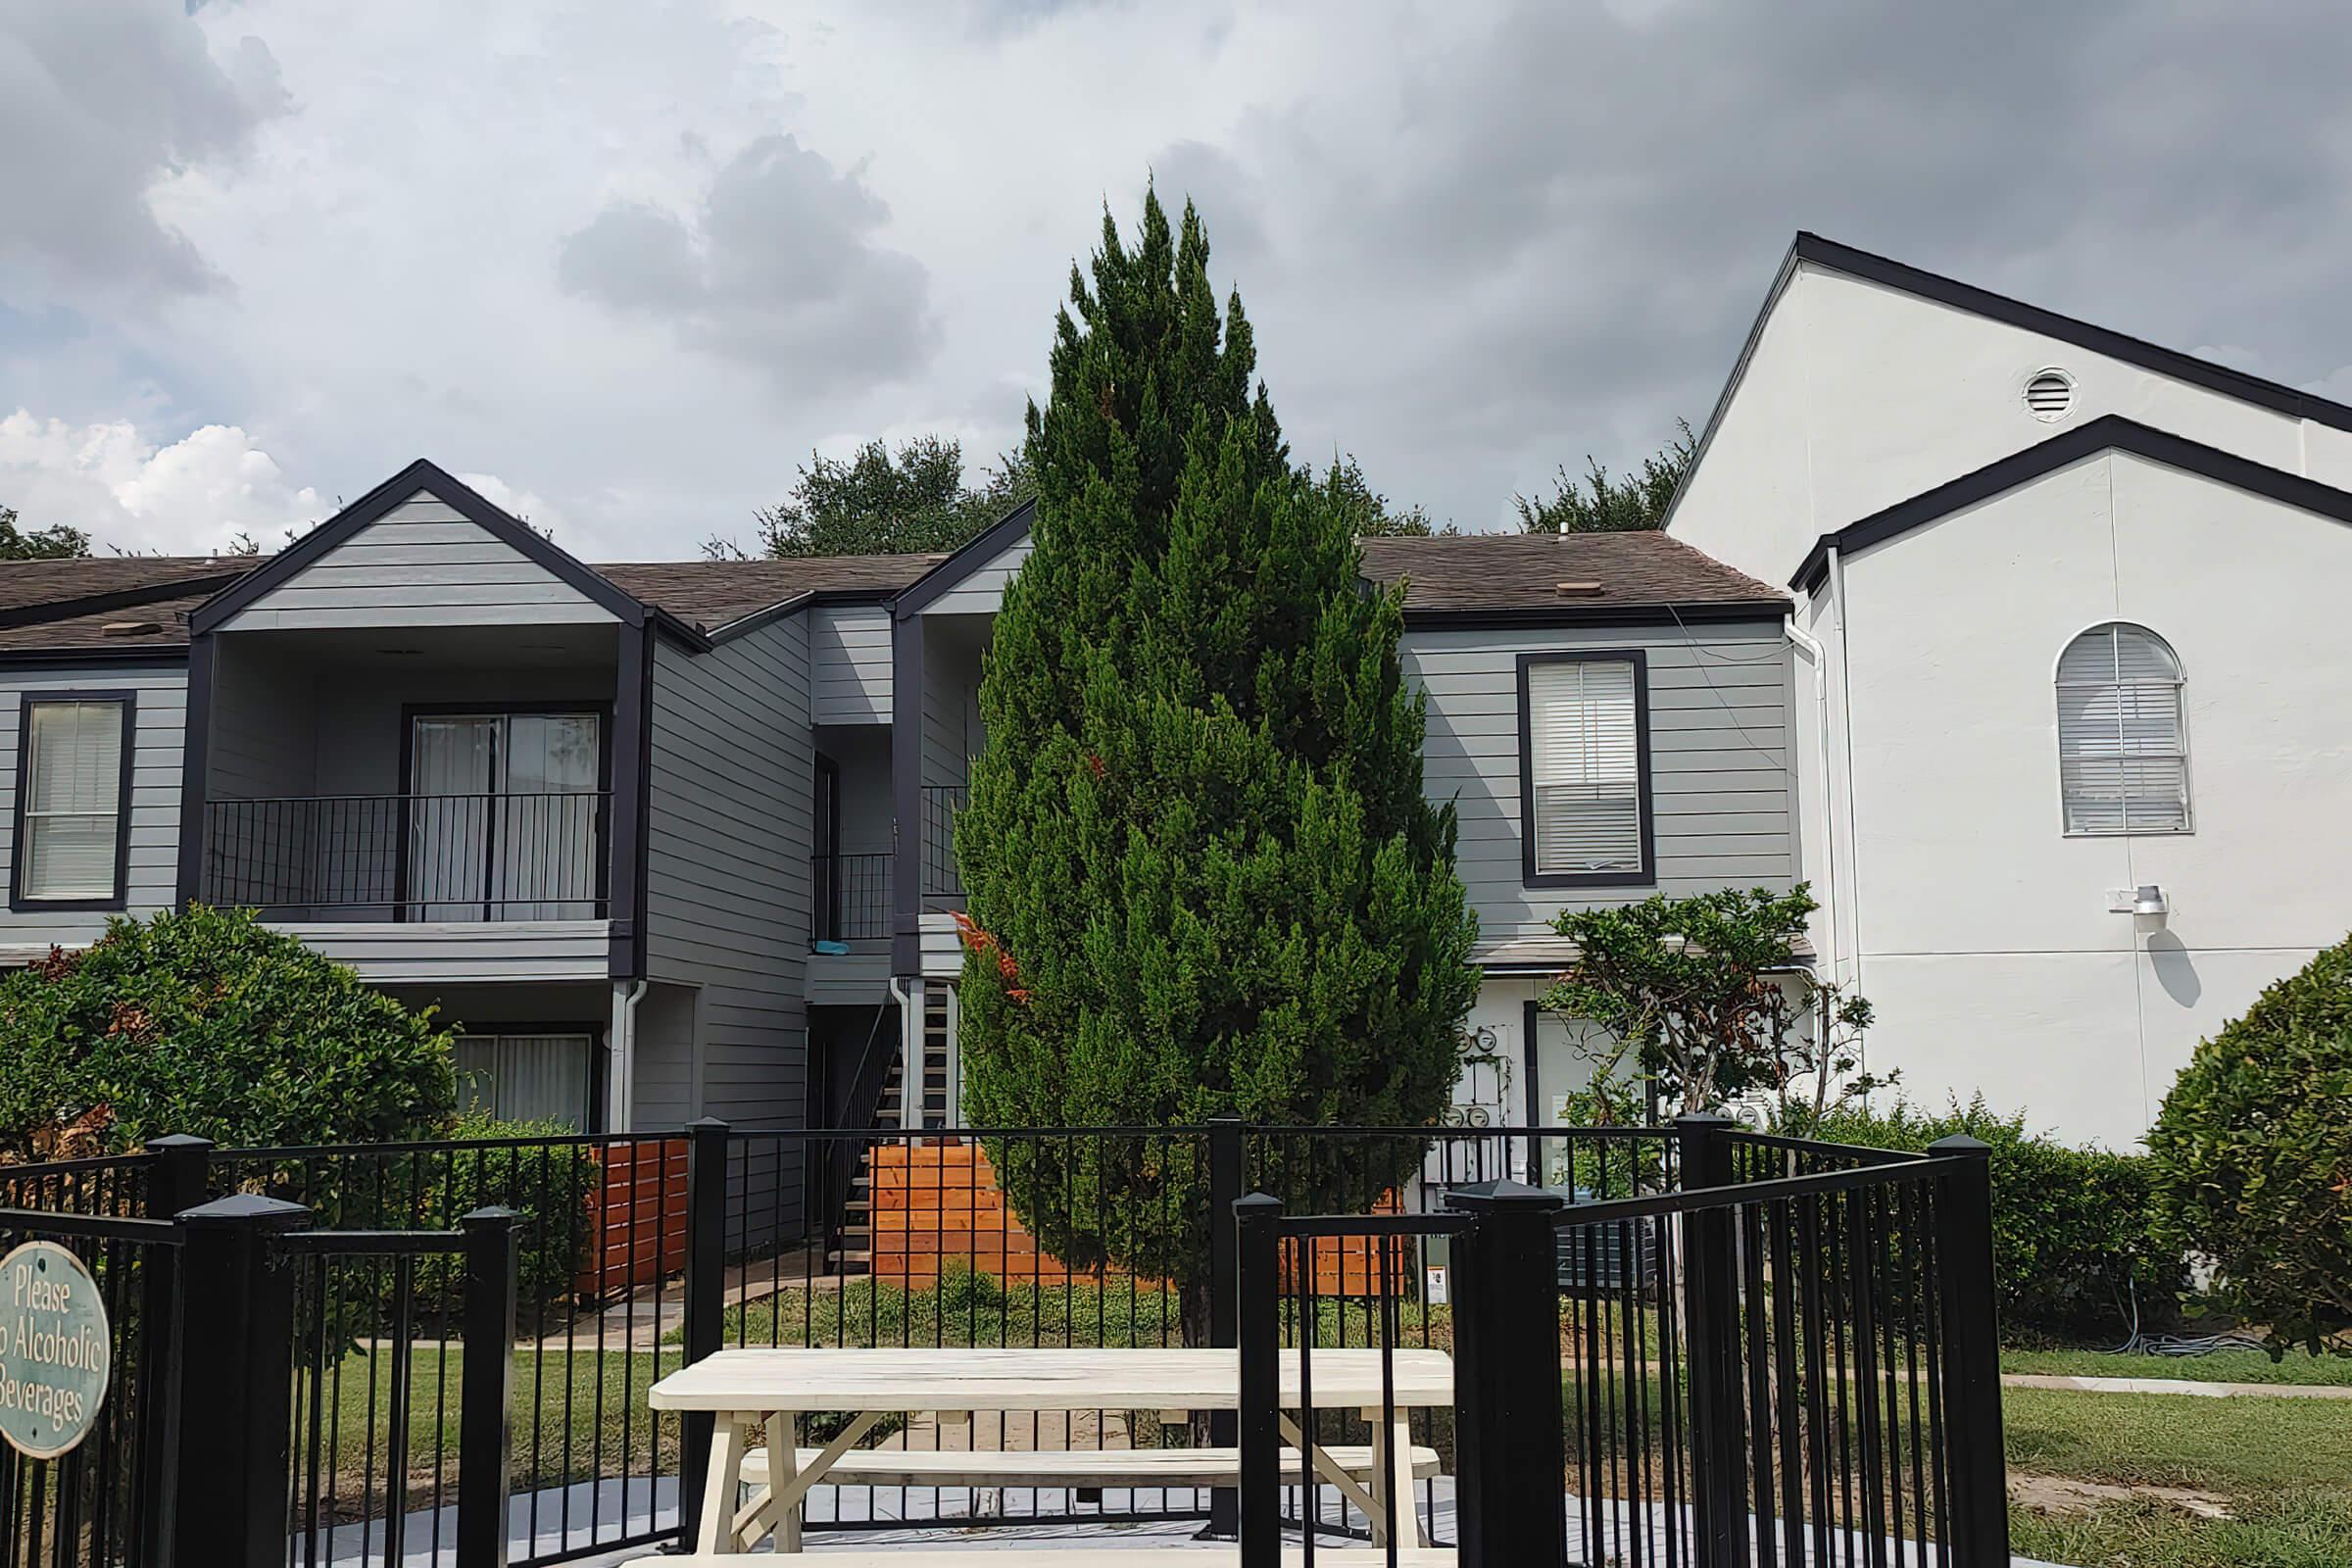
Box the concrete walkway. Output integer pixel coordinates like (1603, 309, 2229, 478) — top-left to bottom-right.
(2003, 1371, 2352, 1399)
(313, 1474, 2071, 1567)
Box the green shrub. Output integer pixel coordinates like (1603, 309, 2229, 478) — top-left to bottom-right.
(0, 906, 455, 1154)
(2149, 937, 2352, 1356)
(390, 1114, 600, 1323)
(1789, 1098, 2185, 1345)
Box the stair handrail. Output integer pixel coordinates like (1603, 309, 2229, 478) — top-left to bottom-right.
(822, 1004, 900, 1260)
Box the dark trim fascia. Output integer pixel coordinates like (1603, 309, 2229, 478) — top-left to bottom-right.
(174, 636, 215, 906)
(1403, 600, 1788, 633)
(1792, 232, 2352, 435)
(0, 572, 248, 632)
(606, 624, 653, 978)
(703, 590, 815, 648)
(888, 612, 925, 972)
(0, 647, 188, 669)
(190, 458, 650, 634)
(10, 689, 138, 914)
(646, 608, 712, 654)
(888, 498, 1036, 620)
(1789, 415, 2352, 593)
(1515, 649, 1658, 893)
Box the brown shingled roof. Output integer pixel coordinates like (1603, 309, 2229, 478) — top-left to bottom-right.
(1356, 530, 1783, 614)
(598, 555, 940, 632)
(0, 528, 1780, 658)
(0, 557, 247, 614)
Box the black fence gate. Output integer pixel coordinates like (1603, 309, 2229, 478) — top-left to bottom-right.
(1233, 1116, 2012, 1568)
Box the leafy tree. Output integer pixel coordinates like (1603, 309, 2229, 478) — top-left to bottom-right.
(0, 906, 456, 1154)
(1322, 455, 1452, 537)
(722, 436, 1035, 559)
(1542, 884, 1882, 1116)
(1514, 418, 1697, 533)
(2148, 936, 2352, 1356)
(0, 506, 92, 560)
(956, 188, 1480, 1339)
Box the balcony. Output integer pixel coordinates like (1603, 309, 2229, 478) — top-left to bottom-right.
(198, 790, 612, 982)
(919, 783, 965, 906)
(810, 851, 891, 944)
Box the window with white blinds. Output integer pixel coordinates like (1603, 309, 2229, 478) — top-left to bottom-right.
(2056, 623, 2190, 834)
(15, 698, 130, 904)
(1523, 656, 1648, 879)
(456, 1033, 596, 1128)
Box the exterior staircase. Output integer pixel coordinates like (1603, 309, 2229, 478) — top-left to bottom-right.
(827, 986, 955, 1276)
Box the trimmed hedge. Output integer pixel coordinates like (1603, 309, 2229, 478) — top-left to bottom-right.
(0, 906, 455, 1154)
(2149, 936, 2352, 1356)
(1789, 1098, 2184, 1345)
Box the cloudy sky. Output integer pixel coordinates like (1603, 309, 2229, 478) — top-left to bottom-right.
(7, 1, 2352, 560)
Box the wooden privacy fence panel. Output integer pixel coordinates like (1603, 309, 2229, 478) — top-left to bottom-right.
(573, 1138, 689, 1299)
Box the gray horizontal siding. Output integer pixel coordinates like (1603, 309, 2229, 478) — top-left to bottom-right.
(269, 919, 609, 982)
(0, 664, 189, 949)
(921, 536, 1032, 616)
(220, 495, 616, 631)
(810, 607, 893, 723)
(646, 617, 813, 1205)
(1404, 619, 1796, 941)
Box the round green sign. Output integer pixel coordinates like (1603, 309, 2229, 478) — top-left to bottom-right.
(0, 1242, 111, 1460)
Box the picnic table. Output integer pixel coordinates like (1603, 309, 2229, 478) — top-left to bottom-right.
(648, 1346, 1454, 1555)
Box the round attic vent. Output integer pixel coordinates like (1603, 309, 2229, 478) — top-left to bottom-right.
(2025, 368, 2075, 421)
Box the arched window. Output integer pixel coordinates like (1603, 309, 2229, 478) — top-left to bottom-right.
(2056, 623, 2190, 834)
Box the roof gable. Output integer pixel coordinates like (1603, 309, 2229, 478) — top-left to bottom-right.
(1791, 415, 2352, 592)
(191, 459, 647, 635)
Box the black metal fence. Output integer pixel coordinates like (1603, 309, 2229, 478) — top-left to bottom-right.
(199, 791, 611, 919)
(0, 1116, 2005, 1568)
(809, 852, 891, 942)
(1234, 1117, 2011, 1568)
(919, 783, 966, 903)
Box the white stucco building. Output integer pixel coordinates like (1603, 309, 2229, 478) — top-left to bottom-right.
(1670, 233, 2352, 1149)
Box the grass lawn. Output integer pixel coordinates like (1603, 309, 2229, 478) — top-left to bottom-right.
(2000, 1346, 2352, 1388)
(296, 1343, 685, 1517)
(2004, 1385, 2352, 1567)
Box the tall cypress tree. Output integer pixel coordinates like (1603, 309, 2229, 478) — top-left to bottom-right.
(956, 188, 1478, 1329)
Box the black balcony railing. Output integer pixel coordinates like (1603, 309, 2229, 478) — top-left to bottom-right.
(200, 791, 610, 920)
(810, 851, 891, 943)
(920, 782, 966, 903)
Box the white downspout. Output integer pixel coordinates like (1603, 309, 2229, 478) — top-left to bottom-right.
(1786, 619, 1838, 980)
(608, 977, 648, 1133)
(1826, 544, 1862, 996)
(889, 976, 922, 1131)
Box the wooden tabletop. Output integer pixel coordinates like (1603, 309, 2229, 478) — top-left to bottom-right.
(648, 1347, 1454, 1413)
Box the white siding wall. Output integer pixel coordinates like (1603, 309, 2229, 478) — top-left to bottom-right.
(1830, 452, 2352, 1147)
(810, 608, 893, 724)
(1407, 619, 1797, 944)
(0, 664, 187, 953)
(1670, 262, 2352, 586)
(220, 494, 617, 631)
(646, 618, 815, 1143)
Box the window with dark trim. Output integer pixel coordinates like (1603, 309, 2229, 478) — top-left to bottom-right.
(11, 692, 136, 911)
(1517, 651, 1654, 888)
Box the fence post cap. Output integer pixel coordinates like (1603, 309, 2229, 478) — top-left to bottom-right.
(1206, 1112, 1243, 1126)
(460, 1204, 526, 1227)
(1444, 1177, 1564, 1213)
(144, 1132, 217, 1153)
(1232, 1191, 1284, 1217)
(1926, 1134, 1994, 1159)
(1672, 1110, 1738, 1127)
(687, 1116, 731, 1133)
(177, 1193, 312, 1230)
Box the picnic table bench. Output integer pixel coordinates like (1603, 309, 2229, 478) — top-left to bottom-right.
(647, 1346, 1453, 1556)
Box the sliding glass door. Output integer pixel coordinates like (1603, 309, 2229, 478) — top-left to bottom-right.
(407, 711, 603, 920)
